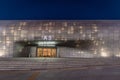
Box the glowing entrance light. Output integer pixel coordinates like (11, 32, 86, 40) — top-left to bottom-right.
(0, 50, 5, 57)
(101, 51, 108, 57)
(115, 54, 120, 57)
(100, 48, 109, 57)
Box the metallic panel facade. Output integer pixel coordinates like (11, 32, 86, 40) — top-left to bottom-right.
(0, 20, 119, 58)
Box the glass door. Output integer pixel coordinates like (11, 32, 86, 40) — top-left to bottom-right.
(37, 48, 56, 57)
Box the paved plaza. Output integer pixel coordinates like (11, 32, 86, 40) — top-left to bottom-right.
(1, 65, 120, 80)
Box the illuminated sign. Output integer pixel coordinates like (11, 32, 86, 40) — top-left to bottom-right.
(35, 35, 53, 40)
(37, 41, 57, 47)
(42, 35, 52, 40)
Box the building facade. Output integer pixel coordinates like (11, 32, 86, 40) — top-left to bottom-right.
(0, 20, 120, 58)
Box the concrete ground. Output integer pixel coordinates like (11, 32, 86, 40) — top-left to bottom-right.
(1, 65, 120, 80)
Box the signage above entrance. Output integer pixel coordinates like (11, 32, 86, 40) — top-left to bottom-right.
(37, 41, 58, 47)
(35, 35, 53, 40)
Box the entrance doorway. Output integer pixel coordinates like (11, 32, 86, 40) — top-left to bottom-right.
(37, 48, 57, 57)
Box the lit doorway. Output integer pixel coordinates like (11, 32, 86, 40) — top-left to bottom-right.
(37, 48, 57, 57)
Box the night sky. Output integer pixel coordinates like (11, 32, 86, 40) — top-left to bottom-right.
(0, 0, 120, 20)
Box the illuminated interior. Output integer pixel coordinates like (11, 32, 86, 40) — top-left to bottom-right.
(37, 48, 56, 57)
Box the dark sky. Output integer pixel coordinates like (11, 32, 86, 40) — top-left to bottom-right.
(0, 0, 120, 20)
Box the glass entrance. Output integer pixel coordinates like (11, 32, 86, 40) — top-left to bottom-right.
(37, 48, 57, 57)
